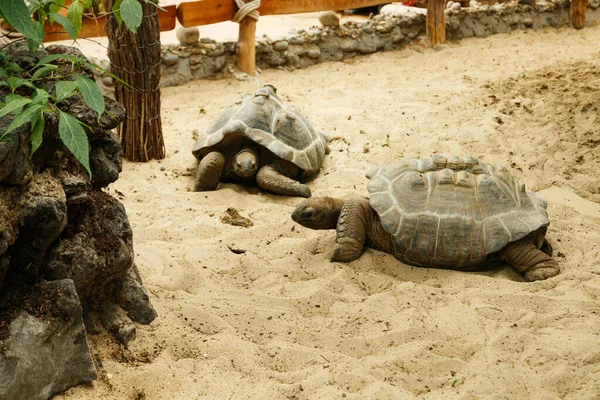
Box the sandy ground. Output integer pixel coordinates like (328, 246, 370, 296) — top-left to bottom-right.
(57, 24, 600, 400)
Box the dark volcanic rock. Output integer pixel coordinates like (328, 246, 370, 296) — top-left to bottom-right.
(0, 255, 8, 288)
(0, 279, 97, 400)
(0, 117, 33, 186)
(0, 44, 155, 399)
(59, 94, 126, 140)
(90, 132, 123, 188)
(113, 265, 157, 325)
(8, 173, 67, 283)
(43, 190, 133, 301)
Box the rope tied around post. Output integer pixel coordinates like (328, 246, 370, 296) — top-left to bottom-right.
(233, 0, 260, 23)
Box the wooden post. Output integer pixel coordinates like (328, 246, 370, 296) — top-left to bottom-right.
(237, 17, 257, 75)
(427, 0, 446, 46)
(570, 0, 589, 29)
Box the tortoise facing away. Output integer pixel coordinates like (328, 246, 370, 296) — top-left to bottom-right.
(292, 156, 560, 281)
(192, 84, 329, 197)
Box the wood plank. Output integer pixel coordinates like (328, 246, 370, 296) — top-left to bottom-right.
(177, 0, 424, 27)
(42, 4, 177, 42)
(426, 0, 446, 45)
(236, 17, 257, 75)
(570, 0, 589, 29)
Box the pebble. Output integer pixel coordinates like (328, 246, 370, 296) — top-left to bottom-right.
(162, 53, 179, 66)
(176, 26, 199, 45)
(307, 49, 321, 58)
(273, 41, 289, 51)
(318, 11, 340, 27)
(207, 47, 225, 57)
(101, 76, 113, 87)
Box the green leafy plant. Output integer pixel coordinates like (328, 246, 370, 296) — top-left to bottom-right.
(0, 53, 103, 175)
(0, 0, 152, 177)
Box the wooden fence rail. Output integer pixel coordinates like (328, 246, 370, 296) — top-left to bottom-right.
(176, 0, 424, 27)
(41, 4, 177, 42)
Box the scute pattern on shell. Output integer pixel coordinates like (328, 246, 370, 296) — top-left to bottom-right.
(366, 156, 550, 268)
(192, 85, 327, 176)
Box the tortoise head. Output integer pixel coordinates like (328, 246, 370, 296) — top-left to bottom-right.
(292, 197, 343, 230)
(233, 149, 259, 178)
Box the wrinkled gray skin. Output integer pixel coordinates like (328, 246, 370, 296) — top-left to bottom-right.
(292, 196, 560, 282)
(195, 138, 313, 198)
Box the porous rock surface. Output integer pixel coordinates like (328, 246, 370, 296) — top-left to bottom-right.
(0, 280, 97, 400)
(0, 43, 156, 399)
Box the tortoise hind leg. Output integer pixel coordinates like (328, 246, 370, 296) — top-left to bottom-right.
(331, 196, 370, 263)
(499, 233, 560, 282)
(194, 151, 225, 191)
(256, 164, 311, 198)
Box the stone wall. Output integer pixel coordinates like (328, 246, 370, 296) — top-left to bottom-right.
(95, 0, 600, 90)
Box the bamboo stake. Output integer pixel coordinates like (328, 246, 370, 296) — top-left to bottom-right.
(427, 0, 446, 46)
(570, 0, 589, 29)
(105, 0, 165, 162)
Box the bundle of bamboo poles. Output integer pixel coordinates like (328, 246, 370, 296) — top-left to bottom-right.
(105, 0, 165, 162)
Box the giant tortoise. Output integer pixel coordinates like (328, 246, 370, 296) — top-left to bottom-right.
(292, 155, 560, 281)
(192, 84, 328, 197)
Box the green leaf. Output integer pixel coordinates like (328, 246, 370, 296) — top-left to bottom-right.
(120, 0, 143, 33)
(67, 1, 84, 37)
(55, 80, 78, 101)
(3, 94, 25, 113)
(5, 104, 43, 134)
(0, 98, 32, 119)
(49, 0, 66, 14)
(37, 53, 81, 65)
(0, 69, 8, 79)
(75, 75, 105, 118)
(5, 93, 23, 102)
(0, 0, 44, 45)
(31, 113, 45, 154)
(32, 64, 59, 80)
(31, 89, 51, 105)
(50, 12, 78, 41)
(112, 0, 124, 25)
(6, 76, 35, 91)
(59, 110, 91, 177)
(5, 62, 22, 73)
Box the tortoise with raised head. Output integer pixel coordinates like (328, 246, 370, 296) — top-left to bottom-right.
(292, 155, 560, 281)
(192, 84, 328, 198)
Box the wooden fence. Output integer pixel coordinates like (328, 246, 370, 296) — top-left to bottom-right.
(8, 0, 589, 73)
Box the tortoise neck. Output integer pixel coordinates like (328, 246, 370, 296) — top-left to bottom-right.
(366, 207, 394, 255)
(320, 197, 344, 229)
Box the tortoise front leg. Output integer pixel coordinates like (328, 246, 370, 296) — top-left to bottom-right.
(331, 196, 371, 263)
(256, 164, 311, 198)
(194, 151, 225, 192)
(499, 233, 560, 282)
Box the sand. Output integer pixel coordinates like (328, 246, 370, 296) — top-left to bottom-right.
(57, 24, 600, 400)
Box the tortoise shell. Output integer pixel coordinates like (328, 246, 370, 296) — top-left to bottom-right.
(366, 155, 549, 268)
(192, 84, 327, 177)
